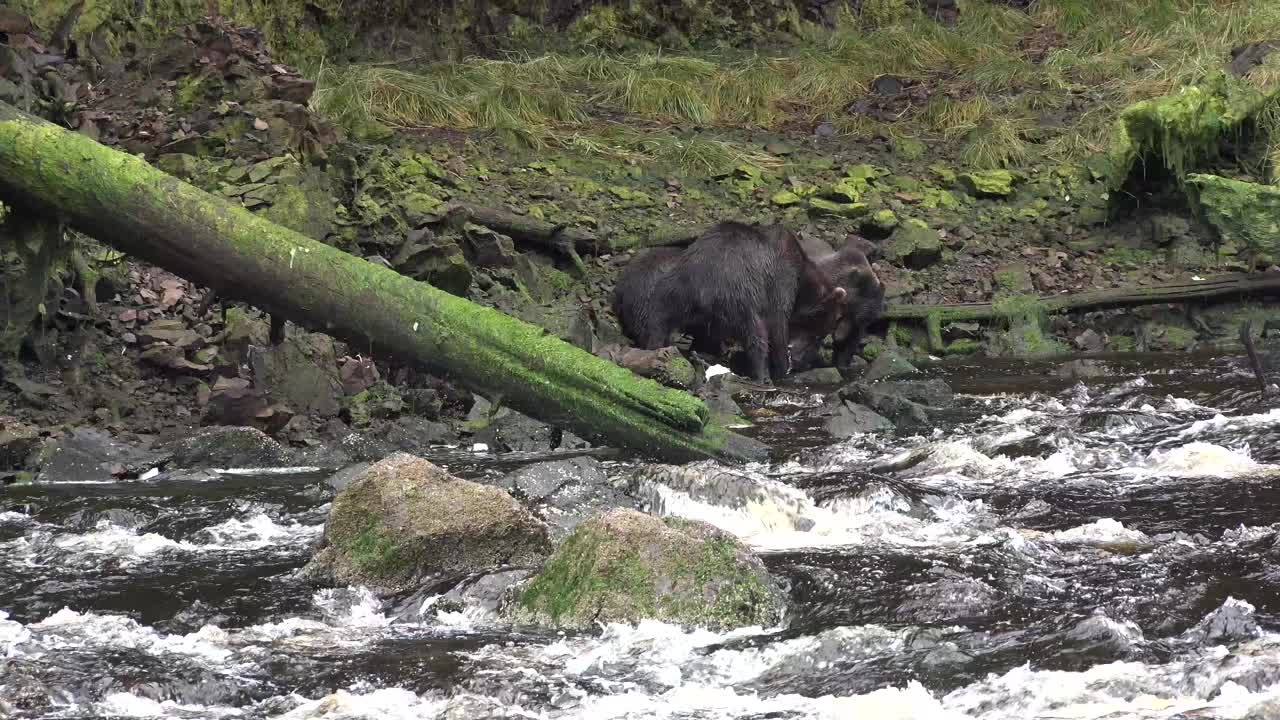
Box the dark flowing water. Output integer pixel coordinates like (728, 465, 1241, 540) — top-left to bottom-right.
(3, 349, 1280, 719)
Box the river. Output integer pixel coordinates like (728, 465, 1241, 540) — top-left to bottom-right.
(3, 349, 1280, 719)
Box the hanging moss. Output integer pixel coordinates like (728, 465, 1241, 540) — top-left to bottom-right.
(1106, 73, 1268, 193)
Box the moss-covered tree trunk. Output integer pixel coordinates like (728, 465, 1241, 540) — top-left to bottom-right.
(0, 100, 767, 464)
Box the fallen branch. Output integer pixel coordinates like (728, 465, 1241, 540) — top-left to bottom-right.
(886, 273, 1280, 321)
(0, 100, 768, 465)
(886, 272, 1280, 352)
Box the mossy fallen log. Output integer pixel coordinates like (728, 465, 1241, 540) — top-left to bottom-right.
(0, 100, 768, 464)
(887, 272, 1280, 351)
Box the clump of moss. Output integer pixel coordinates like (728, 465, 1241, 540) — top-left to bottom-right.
(989, 294, 1068, 357)
(512, 508, 785, 630)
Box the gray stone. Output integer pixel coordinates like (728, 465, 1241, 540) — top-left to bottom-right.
(304, 453, 551, 595)
(168, 426, 290, 469)
(825, 401, 894, 438)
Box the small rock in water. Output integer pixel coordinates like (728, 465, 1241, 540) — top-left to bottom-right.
(824, 400, 894, 439)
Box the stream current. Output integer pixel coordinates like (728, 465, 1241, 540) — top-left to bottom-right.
(3, 350, 1280, 719)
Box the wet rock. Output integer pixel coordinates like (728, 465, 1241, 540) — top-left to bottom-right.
(324, 462, 371, 493)
(630, 462, 814, 532)
(1073, 328, 1104, 353)
(496, 457, 633, 540)
(0, 417, 41, 470)
(462, 224, 517, 268)
(67, 508, 153, 531)
(167, 425, 290, 469)
(304, 453, 551, 595)
(897, 570, 1000, 623)
(508, 507, 786, 631)
(958, 170, 1016, 197)
(882, 221, 942, 269)
(254, 331, 343, 417)
(1230, 38, 1280, 76)
(384, 415, 457, 452)
(468, 397, 563, 453)
(391, 568, 534, 623)
(696, 384, 745, 421)
(839, 379, 953, 429)
(31, 428, 159, 483)
(1053, 359, 1107, 380)
(1186, 597, 1259, 646)
(788, 367, 845, 385)
(862, 348, 918, 382)
(391, 226, 472, 297)
(1060, 613, 1142, 659)
(824, 400, 894, 438)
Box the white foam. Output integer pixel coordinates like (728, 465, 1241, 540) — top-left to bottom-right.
(197, 513, 322, 550)
(1047, 518, 1150, 547)
(271, 688, 446, 719)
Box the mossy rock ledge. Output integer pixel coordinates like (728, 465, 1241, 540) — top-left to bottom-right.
(303, 453, 552, 594)
(508, 508, 786, 631)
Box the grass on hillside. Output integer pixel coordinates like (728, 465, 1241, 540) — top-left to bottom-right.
(311, 0, 1280, 175)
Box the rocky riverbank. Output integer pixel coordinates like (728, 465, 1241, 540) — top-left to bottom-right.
(3, 0, 1280, 468)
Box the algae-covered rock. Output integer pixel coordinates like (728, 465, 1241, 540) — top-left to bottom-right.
(1187, 173, 1280, 266)
(511, 508, 785, 630)
(882, 220, 942, 269)
(807, 197, 869, 218)
(305, 453, 551, 595)
(155, 153, 200, 180)
(958, 170, 1016, 197)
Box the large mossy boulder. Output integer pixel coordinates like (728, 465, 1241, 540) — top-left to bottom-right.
(305, 453, 551, 594)
(1187, 173, 1280, 266)
(509, 508, 786, 630)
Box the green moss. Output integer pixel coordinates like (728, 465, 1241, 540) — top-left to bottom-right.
(1106, 73, 1268, 192)
(517, 512, 778, 629)
(808, 197, 869, 218)
(174, 74, 206, 112)
(1155, 323, 1198, 349)
(1106, 335, 1136, 353)
(989, 294, 1068, 357)
(943, 339, 981, 355)
(1100, 247, 1157, 268)
(892, 136, 926, 161)
(519, 522, 654, 623)
(1187, 173, 1280, 266)
(346, 515, 405, 578)
(959, 169, 1016, 197)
